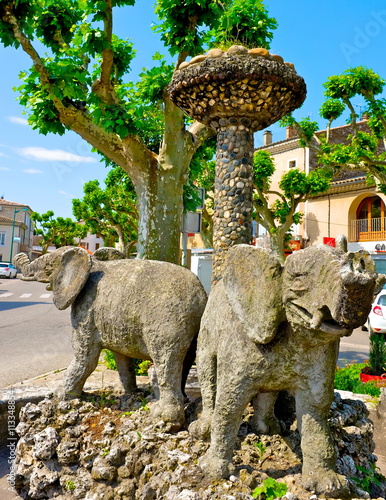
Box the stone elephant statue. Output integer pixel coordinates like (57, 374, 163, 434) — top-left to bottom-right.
(14, 247, 207, 430)
(190, 243, 377, 497)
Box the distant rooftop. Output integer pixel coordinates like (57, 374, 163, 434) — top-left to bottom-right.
(256, 119, 372, 150)
(0, 198, 32, 210)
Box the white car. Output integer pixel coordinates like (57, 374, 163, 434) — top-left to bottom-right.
(367, 290, 386, 336)
(0, 262, 17, 278)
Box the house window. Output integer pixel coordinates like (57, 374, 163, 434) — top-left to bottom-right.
(0, 233, 5, 246)
(357, 196, 384, 222)
(288, 159, 297, 169)
(355, 196, 385, 237)
(95, 243, 100, 250)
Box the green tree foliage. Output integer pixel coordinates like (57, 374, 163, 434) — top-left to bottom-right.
(0, 0, 277, 264)
(154, 0, 277, 60)
(72, 167, 138, 257)
(253, 150, 331, 261)
(281, 67, 386, 188)
(31, 210, 87, 253)
(210, 0, 277, 50)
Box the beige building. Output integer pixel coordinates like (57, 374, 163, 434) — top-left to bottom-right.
(32, 230, 104, 258)
(258, 122, 386, 272)
(78, 231, 104, 253)
(0, 198, 34, 262)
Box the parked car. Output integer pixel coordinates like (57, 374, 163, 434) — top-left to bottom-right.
(367, 290, 386, 336)
(0, 262, 17, 279)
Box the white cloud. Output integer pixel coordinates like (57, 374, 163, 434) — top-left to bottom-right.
(18, 147, 96, 163)
(23, 168, 44, 174)
(59, 190, 72, 198)
(8, 116, 28, 126)
(0, 166, 10, 171)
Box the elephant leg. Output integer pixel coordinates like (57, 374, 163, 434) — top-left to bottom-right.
(149, 354, 185, 431)
(63, 329, 101, 398)
(199, 375, 255, 479)
(113, 352, 137, 393)
(189, 346, 217, 441)
(295, 390, 350, 498)
(250, 391, 283, 435)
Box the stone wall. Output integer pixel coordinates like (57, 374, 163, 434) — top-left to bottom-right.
(10, 391, 386, 500)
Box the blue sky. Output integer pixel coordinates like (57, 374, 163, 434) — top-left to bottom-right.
(1, 0, 386, 218)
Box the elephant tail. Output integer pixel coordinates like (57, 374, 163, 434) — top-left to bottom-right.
(181, 334, 198, 398)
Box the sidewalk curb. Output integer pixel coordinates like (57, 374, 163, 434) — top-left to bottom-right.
(0, 369, 66, 446)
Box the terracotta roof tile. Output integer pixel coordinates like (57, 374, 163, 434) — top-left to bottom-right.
(0, 199, 31, 210)
(0, 215, 12, 223)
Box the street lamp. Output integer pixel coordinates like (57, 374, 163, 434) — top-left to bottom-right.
(10, 207, 28, 263)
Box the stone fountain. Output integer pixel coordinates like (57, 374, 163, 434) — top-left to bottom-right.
(168, 45, 306, 283)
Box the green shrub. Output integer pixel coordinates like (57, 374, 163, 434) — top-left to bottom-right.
(252, 477, 287, 499)
(103, 349, 117, 370)
(102, 350, 151, 376)
(369, 335, 386, 376)
(334, 363, 380, 397)
(351, 463, 386, 494)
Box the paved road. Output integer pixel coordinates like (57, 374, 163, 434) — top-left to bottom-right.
(0, 278, 74, 387)
(339, 326, 371, 366)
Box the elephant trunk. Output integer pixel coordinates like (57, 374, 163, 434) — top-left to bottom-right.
(13, 248, 72, 283)
(337, 251, 377, 329)
(13, 253, 35, 280)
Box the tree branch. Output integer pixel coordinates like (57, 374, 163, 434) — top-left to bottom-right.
(345, 98, 358, 135)
(2, 3, 153, 182)
(3, 5, 53, 91)
(157, 95, 191, 172)
(188, 120, 216, 152)
(176, 51, 189, 69)
(292, 120, 321, 149)
(326, 119, 333, 143)
(91, 0, 119, 104)
(253, 185, 276, 230)
(267, 190, 288, 204)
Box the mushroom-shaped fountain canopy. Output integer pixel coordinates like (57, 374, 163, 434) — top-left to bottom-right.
(168, 45, 307, 131)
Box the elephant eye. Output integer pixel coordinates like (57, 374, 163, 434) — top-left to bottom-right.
(290, 276, 308, 293)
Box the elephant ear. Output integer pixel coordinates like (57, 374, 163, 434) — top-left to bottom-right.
(92, 247, 125, 261)
(52, 247, 92, 310)
(223, 245, 284, 344)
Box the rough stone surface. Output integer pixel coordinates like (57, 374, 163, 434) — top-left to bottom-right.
(168, 46, 306, 283)
(212, 124, 255, 280)
(192, 244, 378, 498)
(370, 388, 386, 478)
(11, 390, 386, 499)
(13, 247, 207, 430)
(169, 47, 306, 130)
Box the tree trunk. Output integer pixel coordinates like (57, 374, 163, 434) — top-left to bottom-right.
(269, 233, 286, 264)
(114, 225, 126, 256)
(136, 167, 185, 264)
(201, 206, 214, 248)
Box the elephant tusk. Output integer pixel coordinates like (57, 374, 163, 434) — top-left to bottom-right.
(310, 310, 323, 330)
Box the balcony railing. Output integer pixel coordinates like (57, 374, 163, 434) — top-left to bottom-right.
(349, 217, 386, 241)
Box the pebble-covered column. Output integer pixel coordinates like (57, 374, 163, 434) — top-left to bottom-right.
(213, 118, 254, 283)
(168, 45, 306, 286)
